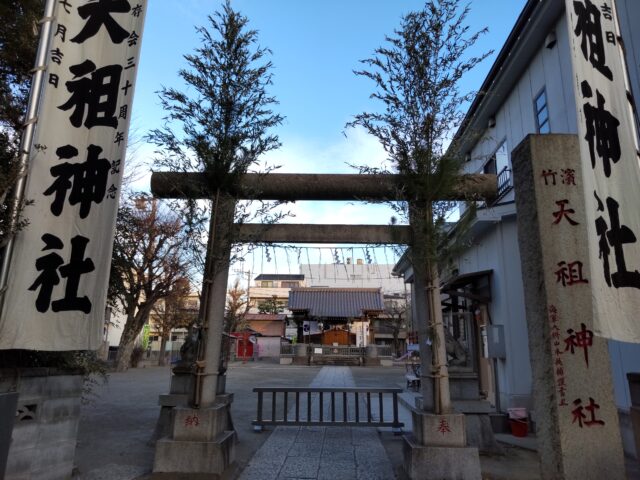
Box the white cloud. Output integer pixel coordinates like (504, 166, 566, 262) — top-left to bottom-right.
(261, 126, 390, 174)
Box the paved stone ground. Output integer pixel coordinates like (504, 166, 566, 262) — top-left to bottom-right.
(72, 361, 640, 479)
(238, 366, 396, 480)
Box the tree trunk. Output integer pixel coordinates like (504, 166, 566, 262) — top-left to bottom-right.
(427, 262, 452, 414)
(158, 334, 168, 366)
(408, 200, 452, 414)
(392, 329, 399, 357)
(115, 305, 154, 372)
(115, 317, 138, 372)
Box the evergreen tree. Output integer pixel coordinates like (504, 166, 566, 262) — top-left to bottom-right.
(350, 0, 491, 413)
(0, 0, 42, 246)
(147, 0, 285, 274)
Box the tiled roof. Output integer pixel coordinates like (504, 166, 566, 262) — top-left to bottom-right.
(248, 321, 285, 337)
(255, 274, 304, 281)
(288, 288, 384, 318)
(244, 313, 287, 321)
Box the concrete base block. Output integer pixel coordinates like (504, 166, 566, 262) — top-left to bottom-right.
(403, 435, 481, 480)
(153, 430, 236, 477)
(169, 372, 195, 396)
(465, 414, 504, 455)
(412, 411, 466, 447)
(173, 405, 229, 441)
(380, 358, 393, 367)
(279, 357, 293, 365)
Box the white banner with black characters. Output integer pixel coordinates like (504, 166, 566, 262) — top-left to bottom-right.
(0, 0, 147, 350)
(565, 0, 640, 342)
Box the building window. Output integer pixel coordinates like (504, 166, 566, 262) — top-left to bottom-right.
(535, 89, 550, 133)
(483, 140, 508, 175)
(281, 281, 299, 288)
(261, 281, 273, 287)
(482, 140, 512, 203)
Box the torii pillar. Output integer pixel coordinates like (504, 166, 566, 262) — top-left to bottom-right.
(150, 172, 496, 479)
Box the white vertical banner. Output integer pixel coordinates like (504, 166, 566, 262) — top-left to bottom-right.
(565, 0, 640, 342)
(0, 0, 148, 350)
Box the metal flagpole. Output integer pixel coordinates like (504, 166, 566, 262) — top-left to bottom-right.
(0, 0, 57, 311)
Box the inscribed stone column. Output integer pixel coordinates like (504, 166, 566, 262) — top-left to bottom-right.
(513, 134, 625, 479)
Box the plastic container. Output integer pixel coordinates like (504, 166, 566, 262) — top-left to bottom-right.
(507, 407, 528, 437)
(509, 418, 528, 437)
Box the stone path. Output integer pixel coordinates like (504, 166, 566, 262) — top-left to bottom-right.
(238, 366, 396, 480)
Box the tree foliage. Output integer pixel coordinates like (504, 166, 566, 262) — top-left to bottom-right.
(147, 0, 286, 274)
(349, 0, 491, 264)
(109, 193, 191, 371)
(257, 296, 285, 315)
(350, 0, 490, 414)
(0, 0, 42, 246)
(150, 277, 197, 366)
(0, 0, 41, 132)
(383, 295, 410, 357)
(225, 279, 248, 333)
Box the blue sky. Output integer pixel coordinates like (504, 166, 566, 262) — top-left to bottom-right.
(130, 0, 527, 276)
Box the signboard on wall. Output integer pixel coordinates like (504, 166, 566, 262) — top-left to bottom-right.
(565, 0, 640, 342)
(0, 1, 148, 350)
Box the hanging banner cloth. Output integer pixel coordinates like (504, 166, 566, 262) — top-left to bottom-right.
(565, 0, 640, 342)
(0, 0, 148, 350)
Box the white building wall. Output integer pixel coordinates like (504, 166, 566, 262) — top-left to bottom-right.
(458, 218, 531, 409)
(458, 8, 640, 414)
(467, 14, 577, 183)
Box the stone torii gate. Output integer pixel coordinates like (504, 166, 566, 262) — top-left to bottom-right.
(150, 171, 496, 478)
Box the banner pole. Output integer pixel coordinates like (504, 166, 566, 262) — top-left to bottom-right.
(0, 0, 57, 311)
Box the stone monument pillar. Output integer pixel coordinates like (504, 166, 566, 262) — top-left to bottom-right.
(513, 134, 625, 479)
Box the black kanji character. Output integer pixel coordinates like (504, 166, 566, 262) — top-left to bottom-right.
(118, 105, 128, 119)
(573, 0, 613, 80)
(51, 235, 95, 313)
(114, 131, 124, 145)
(55, 24, 67, 41)
(50, 47, 64, 64)
(594, 191, 640, 288)
(28, 234, 64, 313)
(59, 0, 72, 14)
(71, 0, 131, 44)
(58, 60, 122, 129)
(128, 30, 139, 46)
(120, 79, 132, 96)
(131, 3, 142, 16)
(124, 57, 135, 69)
(582, 80, 620, 177)
(49, 74, 59, 88)
(44, 144, 111, 218)
(110, 159, 121, 174)
(107, 184, 117, 199)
